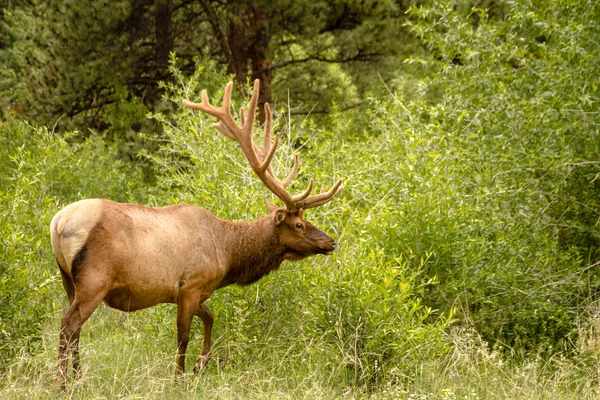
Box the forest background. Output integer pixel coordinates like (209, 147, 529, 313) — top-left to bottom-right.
(1, 0, 600, 398)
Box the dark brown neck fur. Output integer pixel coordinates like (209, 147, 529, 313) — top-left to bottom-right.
(218, 216, 286, 288)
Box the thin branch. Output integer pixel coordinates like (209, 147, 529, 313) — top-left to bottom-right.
(540, 190, 600, 217)
(173, 0, 198, 13)
(253, 51, 381, 76)
(289, 102, 362, 116)
(199, 0, 233, 68)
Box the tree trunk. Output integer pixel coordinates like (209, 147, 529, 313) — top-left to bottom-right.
(249, 4, 271, 124)
(227, 0, 249, 86)
(155, 0, 173, 80)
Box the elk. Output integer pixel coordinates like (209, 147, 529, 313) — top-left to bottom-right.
(49, 79, 342, 388)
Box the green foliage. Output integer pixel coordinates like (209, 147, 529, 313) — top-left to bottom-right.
(0, 0, 414, 130)
(101, 85, 155, 163)
(0, 117, 147, 365)
(399, 0, 600, 350)
(1, 0, 600, 397)
(144, 60, 452, 386)
(1, 0, 138, 127)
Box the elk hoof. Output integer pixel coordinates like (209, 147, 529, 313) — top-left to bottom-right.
(193, 354, 212, 373)
(52, 377, 66, 391)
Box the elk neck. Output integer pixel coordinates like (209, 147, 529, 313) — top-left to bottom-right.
(218, 216, 286, 288)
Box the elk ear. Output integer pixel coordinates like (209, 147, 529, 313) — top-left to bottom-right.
(265, 198, 280, 213)
(273, 209, 286, 226)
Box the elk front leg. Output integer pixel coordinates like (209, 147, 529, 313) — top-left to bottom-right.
(193, 303, 214, 373)
(175, 290, 201, 376)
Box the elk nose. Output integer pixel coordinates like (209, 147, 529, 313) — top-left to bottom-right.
(330, 240, 337, 249)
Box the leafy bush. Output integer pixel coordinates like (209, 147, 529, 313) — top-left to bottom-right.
(136, 60, 453, 387)
(1, 1, 600, 396)
(0, 117, 147, 366)
(395, 0, 600, 350)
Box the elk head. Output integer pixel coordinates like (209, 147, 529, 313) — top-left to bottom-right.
(183, 80, 342, 258)
(265, 199, 337, 260)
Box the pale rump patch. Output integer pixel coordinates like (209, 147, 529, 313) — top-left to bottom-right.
(50, 199, 104, 275)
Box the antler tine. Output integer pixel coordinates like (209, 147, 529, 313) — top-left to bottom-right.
(222, 81, 233, 113)
(296, 180, 343, 210)
(182, 96, 206, 112)
(258, 132, 280, 173)
(260, 102, 273, 159)
(258, 102, 282, 182)
(281, 154, 300, 188)
(184, 79, 342, 211)
(290, 178, 313, 202)
(257, 102, 305, 199)
(183, 82, 240, 141)
(213, 82, 239, 140)
(214, 122, 237, 140)
(257, 102, 300, 188)
(242, 79, 260, 137)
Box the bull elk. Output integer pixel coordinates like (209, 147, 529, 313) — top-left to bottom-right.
(49, 80, 342, 388)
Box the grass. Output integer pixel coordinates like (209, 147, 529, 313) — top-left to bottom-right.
(2, 304, 600, 399)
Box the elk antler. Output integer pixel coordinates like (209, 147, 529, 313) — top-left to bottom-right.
(183, 80, 342, 211)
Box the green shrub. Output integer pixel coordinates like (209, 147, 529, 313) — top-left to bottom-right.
(395, 0, 600, 351)
(0, 117, 147, 367)
(135, 60, 453, 387)
(1, 0, 599, 393)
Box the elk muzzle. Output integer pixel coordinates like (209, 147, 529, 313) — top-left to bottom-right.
(310, 228, 338, 255)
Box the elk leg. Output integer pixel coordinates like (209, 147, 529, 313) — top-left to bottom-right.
(175, 290, 201, 376)
(193, 303, 214, 373)
(54, 276, 110, 389)
(71, 328, 82, 379)
(58, 266, 81, 378)
(58, 262, 75, 305)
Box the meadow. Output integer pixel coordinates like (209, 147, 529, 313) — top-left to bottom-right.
(1, 1, 600, 398)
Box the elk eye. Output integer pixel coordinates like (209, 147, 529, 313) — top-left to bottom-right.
(295, 223, 304, 229)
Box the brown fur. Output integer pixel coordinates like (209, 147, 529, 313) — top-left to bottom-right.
(50, 198, 336, 388)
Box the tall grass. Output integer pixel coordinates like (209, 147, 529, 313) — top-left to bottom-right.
(2, 0, 600, 397)
(2, 309, 600, 398)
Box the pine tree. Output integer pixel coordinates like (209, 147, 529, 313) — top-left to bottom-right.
(1, 0, 410, 128)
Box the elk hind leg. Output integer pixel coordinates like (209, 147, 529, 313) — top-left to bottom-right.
(54, 274, 110, 389)
(58, 262, 83, 378)
(58, 260, 75, 305)
(193, 303, 214, 373)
